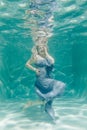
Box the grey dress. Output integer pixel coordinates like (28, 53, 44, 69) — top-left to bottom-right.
(34, 56, 66, 121)
(35, 56, 66, 100)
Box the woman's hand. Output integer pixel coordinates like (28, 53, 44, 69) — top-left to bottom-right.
(34, 68, 40, 75)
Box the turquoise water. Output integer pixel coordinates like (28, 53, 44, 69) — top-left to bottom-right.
(0, 0, 87, 130)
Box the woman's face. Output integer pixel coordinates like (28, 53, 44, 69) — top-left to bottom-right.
(37, 46, 46, 57)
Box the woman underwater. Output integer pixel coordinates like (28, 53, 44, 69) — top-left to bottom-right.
(26, 44, 66, 121)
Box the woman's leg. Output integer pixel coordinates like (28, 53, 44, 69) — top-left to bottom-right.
(35, 87, 46, 99)
(45, 100, 56, 121)
(35, 87, 54, 100)
(36, 87, 56, 121)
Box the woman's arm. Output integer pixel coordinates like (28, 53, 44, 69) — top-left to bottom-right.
(26, 55, 38, 72)
(45, 47, 54, 64)
(46, 52, 54, 64)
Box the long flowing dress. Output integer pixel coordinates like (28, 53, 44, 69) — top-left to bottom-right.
(34, 55, 66, 120)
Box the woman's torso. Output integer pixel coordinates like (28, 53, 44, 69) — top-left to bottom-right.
(34, 55, 54, 93)
(34, 54, 54, 78)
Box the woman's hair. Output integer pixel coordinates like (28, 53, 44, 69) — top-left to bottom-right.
(31, 46, 38, 57)
(31, 44, 48, 57)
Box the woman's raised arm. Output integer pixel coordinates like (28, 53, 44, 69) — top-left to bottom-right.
(45, 47, 55, 64)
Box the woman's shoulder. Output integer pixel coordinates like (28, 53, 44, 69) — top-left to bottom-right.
(30, 54, 44, 64)
(36, 54, 45, 61)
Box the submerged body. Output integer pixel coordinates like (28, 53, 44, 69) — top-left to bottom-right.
(34, 55, 66, 120)
(26, 45, 66, 121)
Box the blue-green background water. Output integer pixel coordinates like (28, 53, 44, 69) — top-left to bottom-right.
(0, 0, 87, 130)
